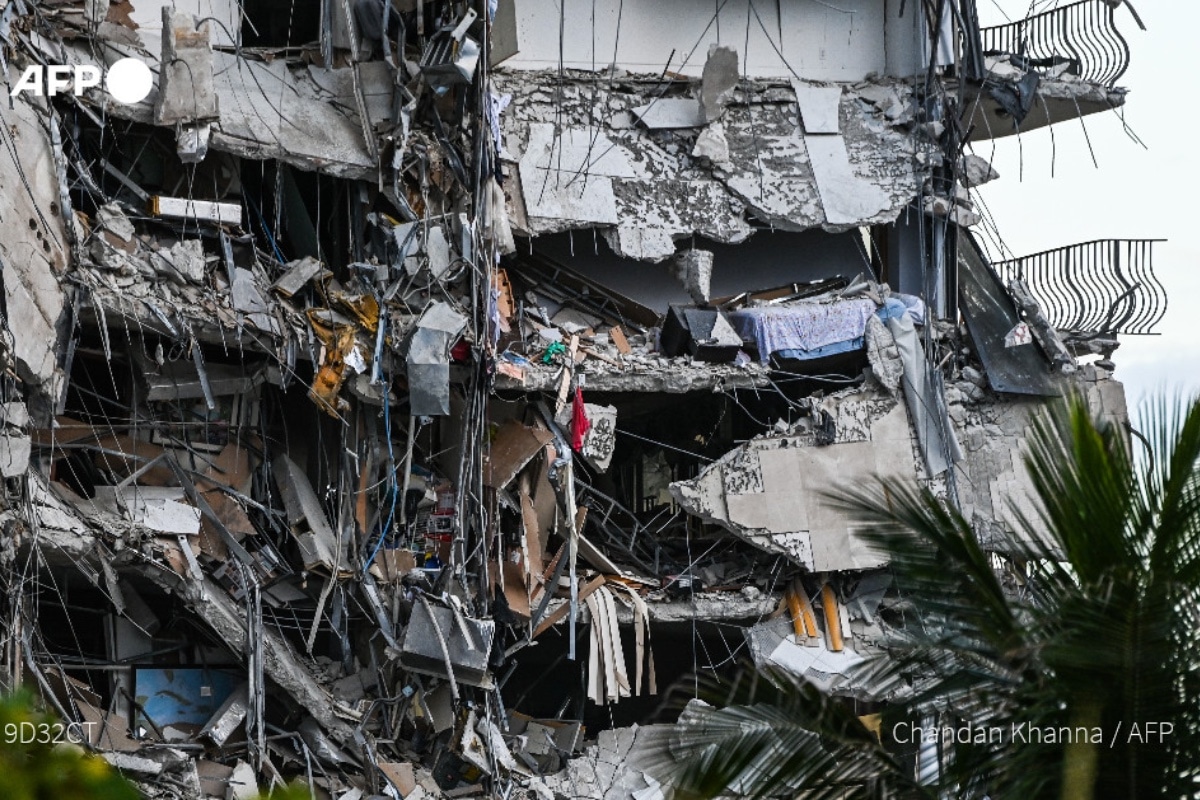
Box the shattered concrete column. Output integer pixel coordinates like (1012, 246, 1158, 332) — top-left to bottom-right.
(0, 92, 71, 424)
(155, 9, 220, 162)
(671, 250, 714, 305)
(700, 45, 739, 122)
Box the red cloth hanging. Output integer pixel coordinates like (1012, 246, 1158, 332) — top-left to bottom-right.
(570, 387, 591, 451)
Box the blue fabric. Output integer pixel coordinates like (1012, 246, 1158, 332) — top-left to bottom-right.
(749, 294, 927, 363)
(775, 337, 865, 361)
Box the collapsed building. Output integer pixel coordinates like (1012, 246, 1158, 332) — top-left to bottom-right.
(0, 0, 1162, 797)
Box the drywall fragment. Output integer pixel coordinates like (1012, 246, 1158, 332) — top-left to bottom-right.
(671, 249, 713, 304)
(793, 82, 842, 134)
(228, 760, 259, 800)
(156, 9, 219, 125)
(273, 454, 343, 573)
(425, 224, 453, 279)
(700, 45, 739, 122)
(805, 134, 891, 226)
(630, 99, 705, 129)
(888, 314, 963, 476)
(2, 403, 30, 429)
(550, 307, 602, 334)
(102, 487, 202, 535)
(580, 404, 617, 473)
(102, 752, 164, 776)
(745, 616, 865, 694)
(961, 153, 999, 187)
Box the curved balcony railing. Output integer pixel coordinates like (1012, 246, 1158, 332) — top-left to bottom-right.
(994, 239, 1166, 335)
(979, 0, 1133, 86)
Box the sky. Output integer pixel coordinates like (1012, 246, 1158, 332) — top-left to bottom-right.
(973, 1, 1200, 417)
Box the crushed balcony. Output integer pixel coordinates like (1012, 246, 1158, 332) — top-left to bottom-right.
(964, 0, 1145, 139)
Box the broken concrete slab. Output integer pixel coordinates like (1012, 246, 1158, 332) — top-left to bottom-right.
(271, 256, 326, 298)
(961, 153, 1000, 187)
(671, 397, 914, 572)
(0, 434, 31, 478)
(152, 239, 207, 285)
(630, 99, 705, 130)
(793, 82, 842, 134)
(230, 267, 281, 335)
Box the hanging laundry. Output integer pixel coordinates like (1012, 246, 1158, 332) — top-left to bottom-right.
(570, 387, 591, 452)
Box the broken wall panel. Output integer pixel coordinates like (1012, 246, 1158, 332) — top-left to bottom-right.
(671, 394, 915, 572)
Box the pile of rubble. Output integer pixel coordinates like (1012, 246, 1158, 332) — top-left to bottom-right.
(0, 0, 1147, 798)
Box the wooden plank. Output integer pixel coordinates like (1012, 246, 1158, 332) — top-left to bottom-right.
(518, 475, 544, 577)
(792, 578, 819, 639)
(821, 582, 843, 652)
(533, 575, 606, 638)
(554, 336, 579, 414)
(609, 325, 631, 355)
(484, 420, 554, 489)
(581, 346, 620, 366)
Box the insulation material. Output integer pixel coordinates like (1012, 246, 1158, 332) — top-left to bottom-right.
(888, 314, 964, 477)
(585, 585, 630, 705)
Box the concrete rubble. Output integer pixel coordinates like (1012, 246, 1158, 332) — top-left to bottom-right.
(0, 0, 1157, 797)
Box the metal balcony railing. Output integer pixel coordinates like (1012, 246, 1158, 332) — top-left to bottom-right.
(979, 0, 1133, 86)
(994, 240, 1166, 335)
